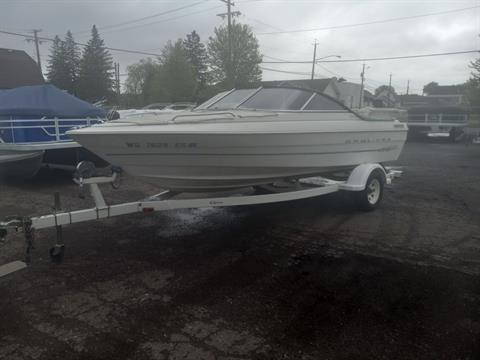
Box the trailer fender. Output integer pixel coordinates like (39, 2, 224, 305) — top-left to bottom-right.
(340, 163, 386, 191)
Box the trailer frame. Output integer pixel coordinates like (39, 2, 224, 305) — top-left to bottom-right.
(0, 163, 402, 276)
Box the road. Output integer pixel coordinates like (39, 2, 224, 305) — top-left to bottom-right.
(1, 141, 480, 360)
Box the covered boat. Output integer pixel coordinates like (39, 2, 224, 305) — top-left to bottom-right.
(0, 84, 106, 178)
(68, 86, 408, 190)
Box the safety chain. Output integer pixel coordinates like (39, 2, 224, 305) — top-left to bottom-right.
(23, 219, 34, 265)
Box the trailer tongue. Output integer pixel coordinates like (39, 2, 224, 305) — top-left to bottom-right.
(0, 162, 402, 278)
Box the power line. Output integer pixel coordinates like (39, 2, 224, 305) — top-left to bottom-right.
(74, 1, 209, 35)
(260, 66, 329, 78)
(260, 66, 310, 76)
(261, 50, 480, 63)
(97, 4, 223, 35)
(263, 54, 292, 62)
(262, 61, 448, 93)
(0, 29, 163, 57)
(263, 60, 354, 81)
(243, 15, 285, 32)
(257, 5, 479, 35)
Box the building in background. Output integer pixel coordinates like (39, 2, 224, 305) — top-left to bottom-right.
(399, 85, 469, 138)
(336, 81, 362, 109)
(0, 48, 44, 89)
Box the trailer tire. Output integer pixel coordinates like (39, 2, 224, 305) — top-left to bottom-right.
(355, 169, 384, 211)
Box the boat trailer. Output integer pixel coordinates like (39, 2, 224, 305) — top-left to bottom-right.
(0, 162, 402, 277)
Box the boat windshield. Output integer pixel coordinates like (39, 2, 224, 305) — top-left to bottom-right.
(195, 91, 230, 109)
(239, 88, 312, 110)
(204, 87, 347, 111)
(207, 89, 257, 110)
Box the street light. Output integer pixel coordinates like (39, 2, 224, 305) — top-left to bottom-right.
(311, 54, 341, 80)
(316, 55, 342, 62)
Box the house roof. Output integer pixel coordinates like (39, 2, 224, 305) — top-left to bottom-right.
(399, 94, 428, 105)
(400, 93, 467, 107)
(427, 85, 463, 96)
(0, 48, 44, 89)
(261, 78, 336, 93)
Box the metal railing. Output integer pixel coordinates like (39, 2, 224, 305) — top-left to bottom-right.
(407, 113, 468, 124)
(0, 117, 103, 144)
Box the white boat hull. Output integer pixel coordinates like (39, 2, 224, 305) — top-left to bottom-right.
(69, 114, 407, 190)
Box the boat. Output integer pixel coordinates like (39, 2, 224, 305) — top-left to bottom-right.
(117, 102, 197, 119)
(68, 86, 408, 191)
(0, 149, 44, 178)
(0, 84, 107, 178)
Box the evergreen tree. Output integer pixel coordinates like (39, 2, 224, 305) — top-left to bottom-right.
(63, 31, 81, 95)
(208, 22, 262, 88)
(46, 35, 70, 89)
(77, 25, 114, 101)
(183, 30, 208, 88)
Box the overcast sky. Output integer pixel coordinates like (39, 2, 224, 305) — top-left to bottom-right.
(1, 0, 479, 94)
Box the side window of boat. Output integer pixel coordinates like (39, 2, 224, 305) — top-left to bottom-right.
(304, 94, 345, 111)
(240, 88, 312, 110)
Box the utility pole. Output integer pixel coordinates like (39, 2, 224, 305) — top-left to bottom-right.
(26, 29, 42, 71)
(388, 73, 393, 106)
(359, 63, 366, 108)
(114, 62, 121, 104)
(406, 80, 410, 95)
(218, 0, 241, 87)
(311, 40, 318, 80)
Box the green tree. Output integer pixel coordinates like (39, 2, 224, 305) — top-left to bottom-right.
(208, 22, 262, 88)
(184, 30, 208, 89)
(46, 32, 80, 94)
(374, 85, 396, 96)
(63, 31, 81, 95)
(125, 58, 160, 106)
(470, 58, 480, 81)
(46, 35, 70, 89)
(156, 40, 197, 102)
(466, 59, 480, 107)
(423, 81, 439, 95)
(77, 25, 114, 102)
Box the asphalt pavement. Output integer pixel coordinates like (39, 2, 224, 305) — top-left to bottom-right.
(0, 140, 480, 360)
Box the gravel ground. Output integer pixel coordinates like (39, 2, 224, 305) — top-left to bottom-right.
(0, 141, 480, 360)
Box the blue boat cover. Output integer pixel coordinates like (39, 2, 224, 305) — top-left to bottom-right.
(0, 84, 106, 117)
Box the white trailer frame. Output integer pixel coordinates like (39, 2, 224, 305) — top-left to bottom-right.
(0, 163, 402, 276)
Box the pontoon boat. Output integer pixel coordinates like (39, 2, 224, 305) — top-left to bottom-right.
(0, 84, 106, 178)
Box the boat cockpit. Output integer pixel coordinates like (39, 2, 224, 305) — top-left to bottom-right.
(195, 86, 353, 113)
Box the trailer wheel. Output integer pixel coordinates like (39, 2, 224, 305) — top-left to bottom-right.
(355, 170, 384, 211)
